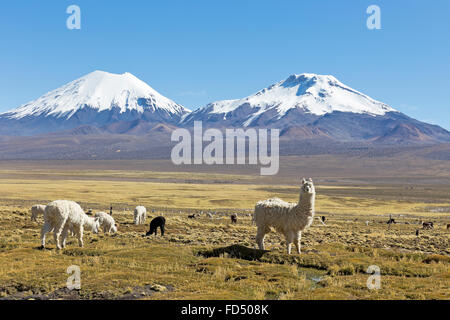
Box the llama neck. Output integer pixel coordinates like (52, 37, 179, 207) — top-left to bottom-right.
(295, 192, 315, 217)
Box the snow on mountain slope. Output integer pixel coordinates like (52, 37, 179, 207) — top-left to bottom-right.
(184, 73, 396, 127)
(1, 71, 449, 145)
(3, 70, 190, 120)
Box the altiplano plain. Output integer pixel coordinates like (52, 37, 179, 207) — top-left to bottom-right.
(0, 156, 448, 300)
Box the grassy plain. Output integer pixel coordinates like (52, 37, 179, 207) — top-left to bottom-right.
(0, 161, 448, 300)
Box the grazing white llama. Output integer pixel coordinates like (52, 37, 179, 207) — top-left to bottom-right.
(31, 204, 46, 222)
(94, 211, 117, 234)
(33, 204, 76, 236)
(134, 206, 147, 225)
(253, 178, 316, 255)
(41, 200, 100, 249)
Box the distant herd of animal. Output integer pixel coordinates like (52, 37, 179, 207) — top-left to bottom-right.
(30, 200, 239, 251)
(29, 178, 449, 254)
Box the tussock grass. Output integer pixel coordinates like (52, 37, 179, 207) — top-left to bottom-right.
(0, 170, 448, 299)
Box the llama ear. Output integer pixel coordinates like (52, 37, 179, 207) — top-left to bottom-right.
(301, 178, 306, 184)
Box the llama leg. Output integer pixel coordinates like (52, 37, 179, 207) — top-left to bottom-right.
(77, 226, 84, 247)
(40, 222, 53, 248)
(53, 219, 67, 250)
(285, 231, 295, 255)
(161, 226, 165, 236)
(256, 227, 268, 250)
(285, 234, 291, 255)
(294, 231, 302, 254)
(61, 224, 71, 248)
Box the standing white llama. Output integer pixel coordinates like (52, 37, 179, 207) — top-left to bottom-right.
(134, 206, 147, 225)
(253, 178, 316, 255)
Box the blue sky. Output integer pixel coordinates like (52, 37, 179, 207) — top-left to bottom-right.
(0, 0, 449, 129)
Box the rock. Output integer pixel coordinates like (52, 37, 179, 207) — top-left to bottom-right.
(150, 284, 167, 292)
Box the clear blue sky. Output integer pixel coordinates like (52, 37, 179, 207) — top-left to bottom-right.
(0, 0, 449, 129)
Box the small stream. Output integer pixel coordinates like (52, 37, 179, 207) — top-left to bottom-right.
(298, 267, 326, 289)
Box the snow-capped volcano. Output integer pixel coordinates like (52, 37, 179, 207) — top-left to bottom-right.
(182, 73, 395, 127)
(5, 70, 189, 119)
(0, 71, 191, 135)
(181, 73, 450, 143)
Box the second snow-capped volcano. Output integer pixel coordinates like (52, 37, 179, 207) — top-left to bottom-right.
(0, 71, 190, 135)
(182, 73, 396, 127)
(181, 73, 450, 143)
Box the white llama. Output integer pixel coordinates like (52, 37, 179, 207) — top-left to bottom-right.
(253, 178, 316, 255)
(41, 200, 99, 249)
(94, 211, 118, 234)
(134, 206, 147, 225)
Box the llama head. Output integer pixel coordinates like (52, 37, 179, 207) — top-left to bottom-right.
(301, 177, 315, 195)
(146, 227, 156, 236)
(111, 225, 118, 234)
(85, 217, 100, 234)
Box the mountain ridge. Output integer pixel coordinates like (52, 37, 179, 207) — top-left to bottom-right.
(0, 71, 449, 148)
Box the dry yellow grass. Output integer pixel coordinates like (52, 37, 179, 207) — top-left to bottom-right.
(0, 169, 448, 300)
(0, 177, 447, 216)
